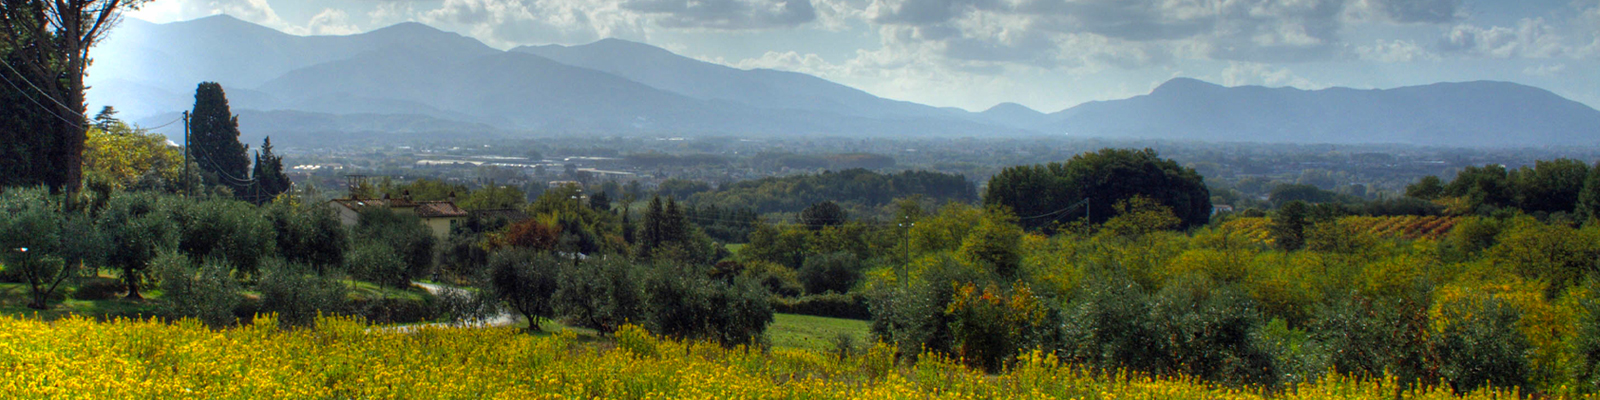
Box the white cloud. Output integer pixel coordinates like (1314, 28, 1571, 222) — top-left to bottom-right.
(296, 8, 360, 35)
(1219, 62, 1323, 88)
(1440, 18, 1569, 58)
(1523, 63, 1566, 76)
(1356, 39, 1436, 62)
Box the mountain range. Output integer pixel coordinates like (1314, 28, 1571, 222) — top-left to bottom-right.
(88, 15, 1600, 147)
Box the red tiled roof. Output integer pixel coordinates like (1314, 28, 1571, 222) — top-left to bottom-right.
(416, 201, 468, 218)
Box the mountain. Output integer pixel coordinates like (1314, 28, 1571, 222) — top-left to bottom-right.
(511, 39, 964, 121)
(1046, 78, 1600, 146)
(88, 16, 1600, 146)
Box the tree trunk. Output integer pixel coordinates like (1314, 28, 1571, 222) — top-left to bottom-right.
(124, 275, 143, 300)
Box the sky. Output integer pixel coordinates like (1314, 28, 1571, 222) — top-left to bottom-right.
(125, 0, 1600, 113)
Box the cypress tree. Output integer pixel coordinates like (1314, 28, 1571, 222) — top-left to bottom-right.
(251, 136, 290, 203)
(190, 82, 251, 194)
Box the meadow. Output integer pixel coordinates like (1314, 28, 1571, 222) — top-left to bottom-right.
(0, 314, 1523, 400)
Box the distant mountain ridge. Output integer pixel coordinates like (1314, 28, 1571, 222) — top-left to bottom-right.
(1045, 78, 1600, 146)
(88, 15, 1600, 147)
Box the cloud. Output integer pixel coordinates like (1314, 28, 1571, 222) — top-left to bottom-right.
(1344, 0, 1463, 23)
(418, 0, 648, 47)
(1523, 63, 1566, 76)
(299, 9, 361, 35)
(623, 0, 818, 29)
(1219, 61, 1324, 88)
(1439, 18, 1568, 58)
(1356, 39, 1436, 62)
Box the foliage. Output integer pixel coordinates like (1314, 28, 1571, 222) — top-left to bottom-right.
(98, 191, 180, 299)
(256, 258, 347, 330)
(263, 201, 348, 274)
(985, 148, 1210, 231)
(641, 264, 774, 347)
(1432, 293, 1531, 394)
(945, 282, 1048, 373)
(772, 293, 871, 320)
(351, 207, 436, 286)
(1270, 201, 1310, 251)
(460, 185, 525, 210)
(485, 249, 563, 331)
(691, 168, 975, 215)
(82, 120, 184, 191)
(799, 201, 847, 229)
(189, 82, 252, 195)
(552, 256, 645, 334)
(249, 137, 290, 203)
(154, 251, 242, 328)
(169, 197, 275, 279)
(0, 187, 106, 309)
(798, 252, 865, 295)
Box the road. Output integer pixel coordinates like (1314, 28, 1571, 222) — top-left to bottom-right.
(377, 281, 517, 333)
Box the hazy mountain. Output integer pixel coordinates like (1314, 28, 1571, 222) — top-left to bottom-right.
(1047, 78, 1600, 146)
(511, 39, 964, 121)
(88, 16, 1600, 147)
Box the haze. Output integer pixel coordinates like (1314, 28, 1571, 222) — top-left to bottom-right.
(118, 0, 1600, 113)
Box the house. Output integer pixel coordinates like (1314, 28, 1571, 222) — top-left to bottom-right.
(1212, 204, 1235, 216)
(327, 195, 468, 240)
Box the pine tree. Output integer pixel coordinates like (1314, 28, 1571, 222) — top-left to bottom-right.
(251, 136, 290, 203)
(189, 82, 251, 194)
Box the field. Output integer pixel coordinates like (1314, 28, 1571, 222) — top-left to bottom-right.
(0, 315, 1525, 399)
(767, 313, 870, 353)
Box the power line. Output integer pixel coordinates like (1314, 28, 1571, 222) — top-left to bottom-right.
(0, 57, 79, 117)
(0, 69, 83, 129)
(140, 115, 185, 131)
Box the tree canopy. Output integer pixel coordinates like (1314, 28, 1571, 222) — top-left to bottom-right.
(984, 148, 1211, 231)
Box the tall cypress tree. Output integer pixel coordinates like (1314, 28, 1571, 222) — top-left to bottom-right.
(189, 82, 250, 194)
(251, 136, 290, 203)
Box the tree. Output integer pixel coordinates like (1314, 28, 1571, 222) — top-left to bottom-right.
(250, 137, 290, 203)
(1443, 164, 1512, 211)
(1405, 175, 1445, 200)
(985, 148, 1210, 232)
(0, 0, 149, 192)
(98, 192, 178, 299)
(1271, 200, 1310, 251)
(486, 249, 562, 331)
(83, 119, 185, 191)
(189, 82, 251, 194)
(1509, 159, 1589, 214)
(0, 188, 106, 309)
(799, 201, 847, 229)
(1583, 162, 1600, 221)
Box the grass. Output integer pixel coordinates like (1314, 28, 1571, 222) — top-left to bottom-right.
(768, 313, 871, 353)
(0, 278, 163, 321)
(725, 243, 746, 255)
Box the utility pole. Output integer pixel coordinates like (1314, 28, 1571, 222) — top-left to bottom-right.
(898, 216, 914, 287)
(182, 111, 191, 196)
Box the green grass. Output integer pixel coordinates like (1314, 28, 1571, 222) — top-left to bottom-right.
(0, 279, 163, 321)
(768, 313, 871, 353)
(725, 243, 746, 255)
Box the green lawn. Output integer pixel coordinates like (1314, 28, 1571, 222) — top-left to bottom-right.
(724, 243, 746, 255)
(0, 279, 163, 321)
(768, 313, 871, 353)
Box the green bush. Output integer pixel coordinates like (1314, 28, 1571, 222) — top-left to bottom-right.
(1434, 295, 1530, 394)
(99, 191, 179, 299)
(264, 202, 348, 274)
(257, 258, 348, 329)
(1058, 275, 1167, 375)
(868, 257, 983, 360)
(641, 264, 773, 347)
(348, 242, 408, 288)
(1308, 289, 1434, 385)
(485, 249, 562, 331)
(352, 207, 436, 285)
(740, 260, 803, 297)
(773, 292, 869, 319)
(798, 251, 863, 295)
(168, 197, 274, 279)
(1148, 281, 1276, 385)
(155, 251, 242, 328)
(553, 256, 645, 334)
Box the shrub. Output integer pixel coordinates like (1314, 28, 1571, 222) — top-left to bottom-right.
(641, 264, 773, 347)
(1059, 274, 1167, 375)
(554, 256, 646, 334)
(348, 242, 408, 288)
(1434, 294, 1531, 394)
(99, 191, 179, 299)
(352, 207, 436, 285)
(798, 251, 863, 295)
(156, 252, 242, 328)
(741, 260, 803, 297)
(773, 292, 869, 320)
(946, 282, 1049, 373)
(264, 202, 347, 274)
(168, 197, 274, 279)
(257, 258, 347, 329)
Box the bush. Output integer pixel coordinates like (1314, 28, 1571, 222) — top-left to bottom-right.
(773, 292, 869, 319)
(348, 242, 408, 288)
(641, 264, 773, 347)
(1308, 289, 1434, 384)
(1434, 295, 1530, 394)
(168, 197, 275, 279)
(156, 252, 242, 328)
(868, 257, 984, 360)
(946, 282, 1049, 373)
(257, 259, 348, 329)
(1059, 275, 1167, 375)
(798, 251, 863, 295)
(1148, 281, 1276, 385)
(264, 202, 348, 274)
(352, 207, 436, 285)
(72, 278, 125, 300)
(553, 257, 645, 334)
(99, 191, 179, 299)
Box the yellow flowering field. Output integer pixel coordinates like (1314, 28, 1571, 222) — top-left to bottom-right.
(0, 315, 1527, 400)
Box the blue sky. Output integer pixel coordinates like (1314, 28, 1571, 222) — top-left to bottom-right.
(126, 0, 1600, 112)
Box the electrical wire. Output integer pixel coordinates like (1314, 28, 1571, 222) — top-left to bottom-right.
(0, 69, 84, 129)
(0, 57, 79, 116)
